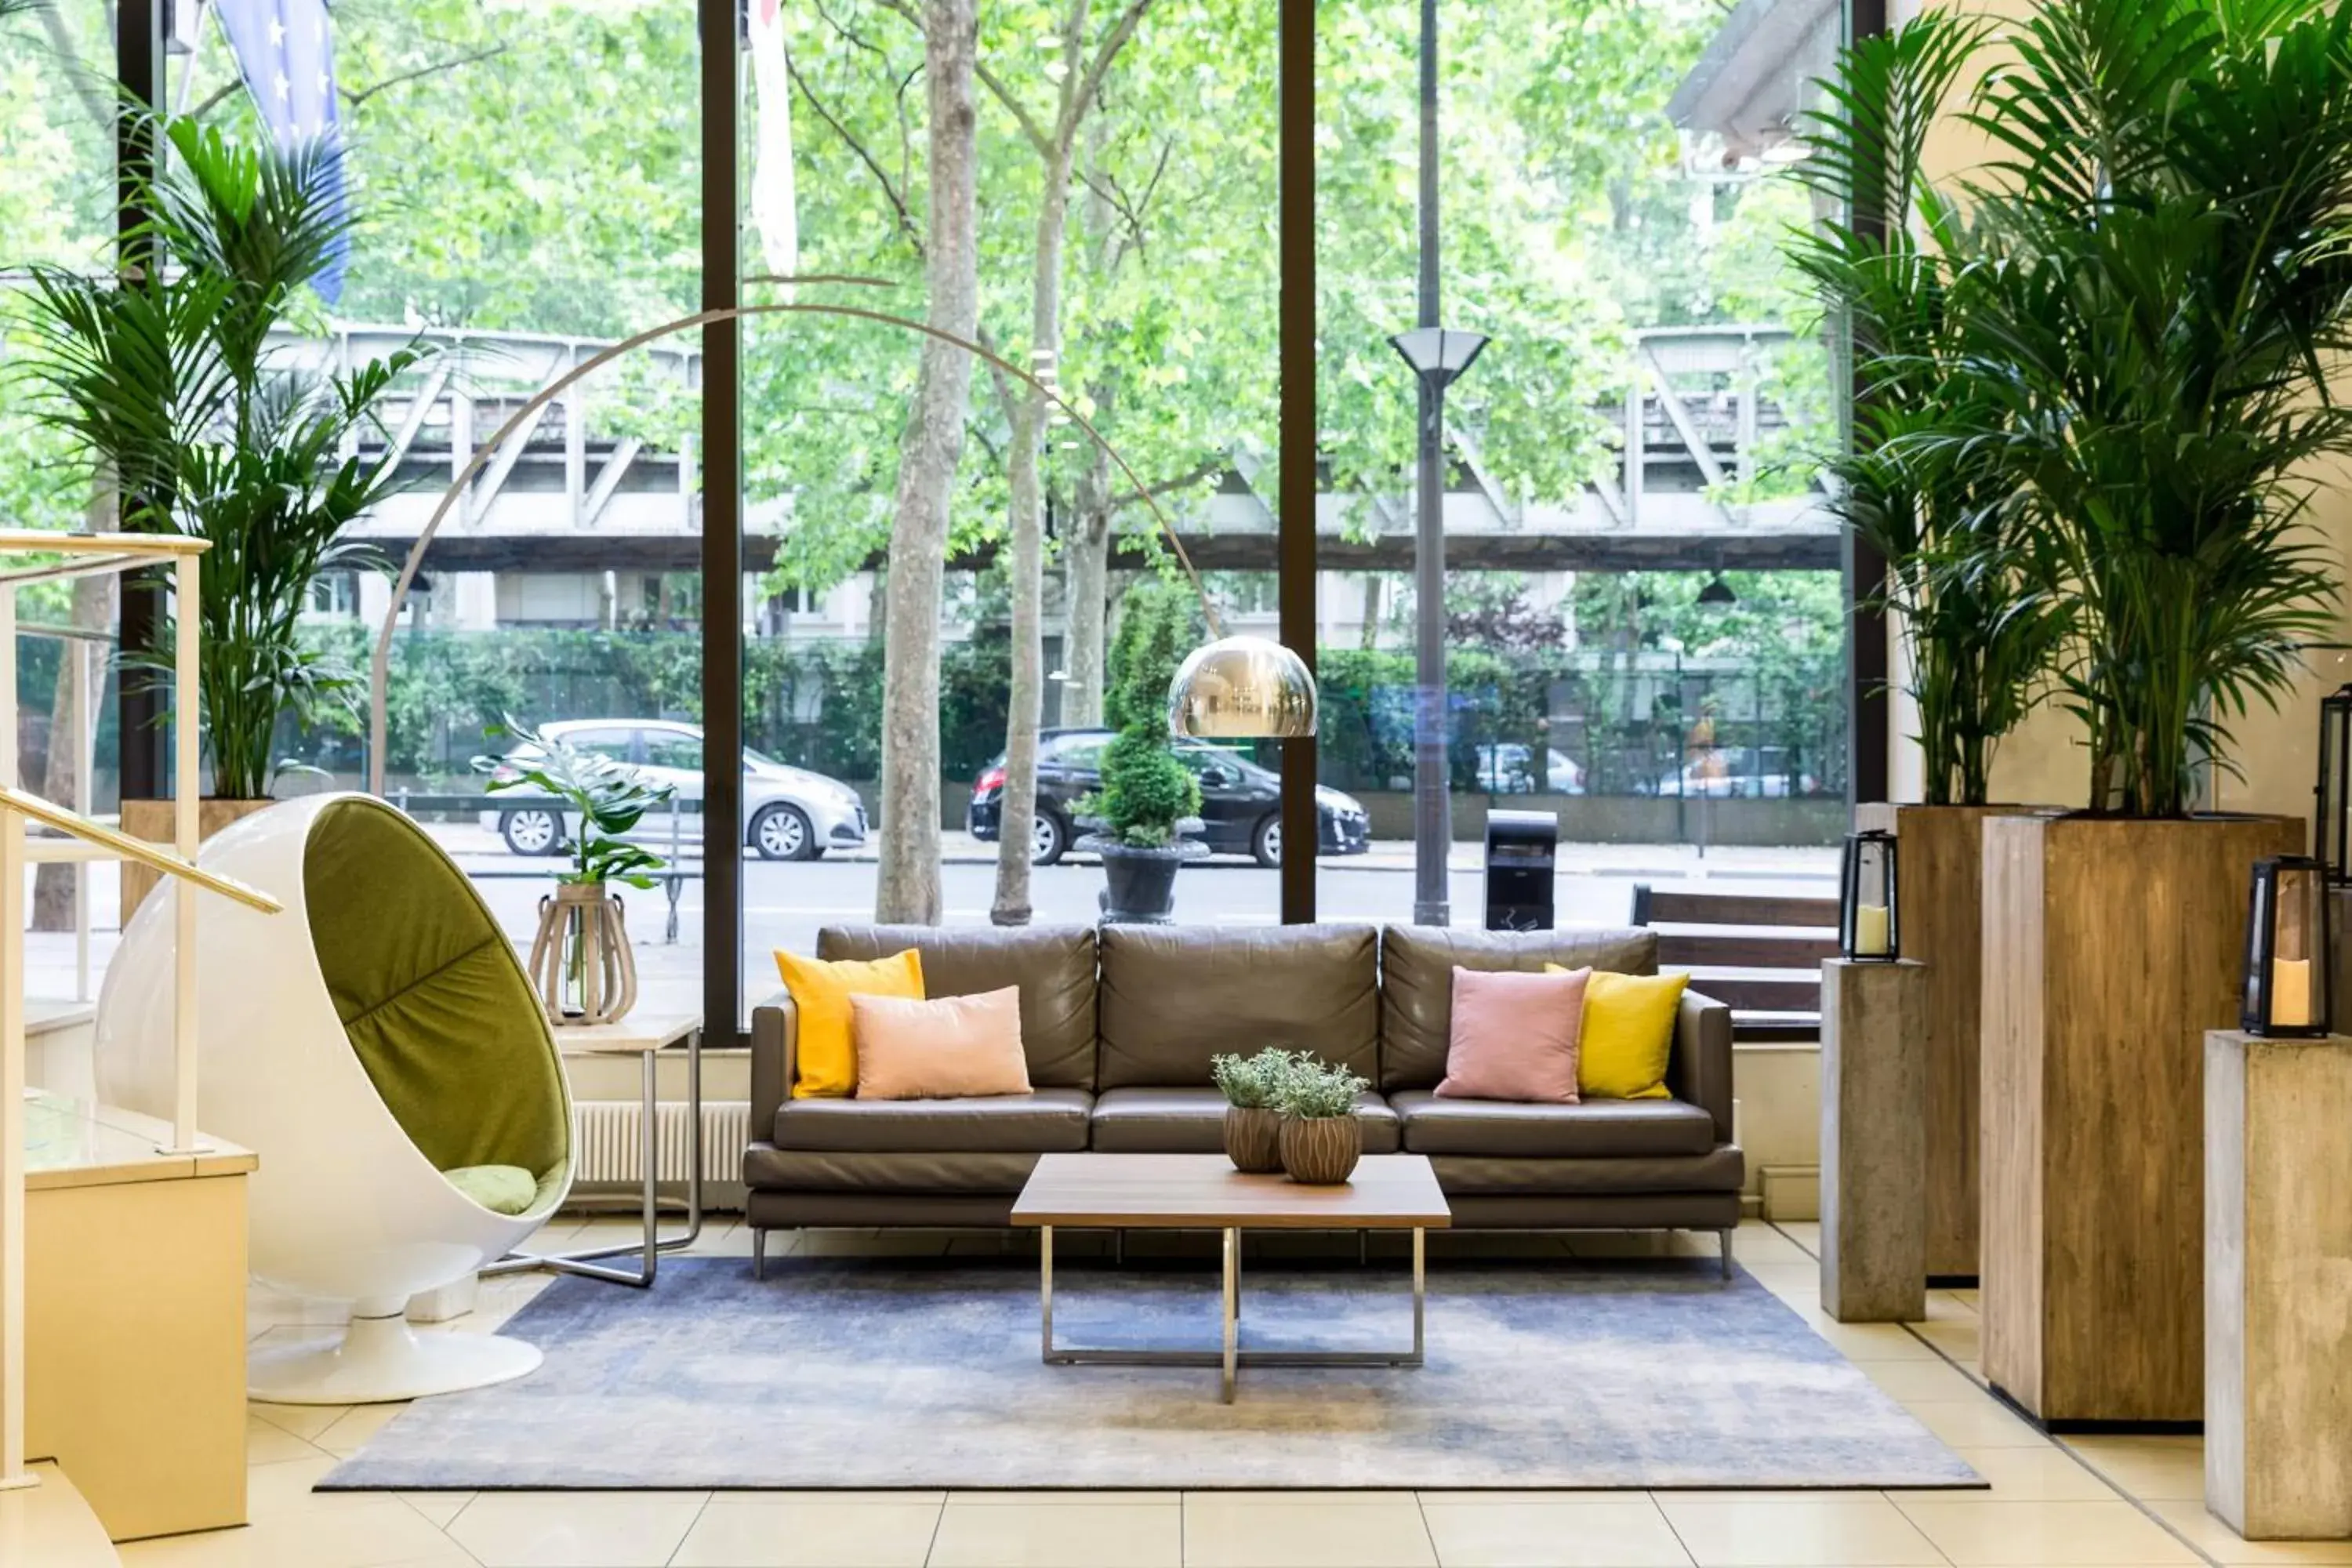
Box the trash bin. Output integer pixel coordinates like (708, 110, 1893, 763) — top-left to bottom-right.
(1485, 809, 1558, 931)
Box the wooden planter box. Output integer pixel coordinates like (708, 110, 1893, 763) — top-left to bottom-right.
(1896, 804, 2057, 1283)
(1981, 811, 2303, 1425)
(118, 798, 275, 922)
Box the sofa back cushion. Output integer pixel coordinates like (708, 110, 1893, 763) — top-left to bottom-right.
(1098, 924, 1378, 1088)
(818, 925, 1098, 1089)
(1380, 926, 1657, 1092)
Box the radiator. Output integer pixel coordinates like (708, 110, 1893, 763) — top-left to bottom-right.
(571, 1099, 749, 1185)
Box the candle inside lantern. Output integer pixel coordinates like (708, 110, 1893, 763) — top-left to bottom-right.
(2271, 956, 2314, 1029)
(1855, 902, 1891, 957)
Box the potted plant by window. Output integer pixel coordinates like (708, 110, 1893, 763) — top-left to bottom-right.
(1074, 724, 1205, 923)
(475, 719, 675, 1025)
(1276, 1058, 1368, 1186)
(17, 118, 426, 917)
(1785, 13, 2071, 1283)
(1874, 0, 2350, 1425)
(1211, 1047, 1294, 1174)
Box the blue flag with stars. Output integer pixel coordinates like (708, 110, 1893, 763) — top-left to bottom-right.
(213, 0, 349, 303)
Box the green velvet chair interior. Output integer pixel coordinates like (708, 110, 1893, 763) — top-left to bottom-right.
(304, 797, 570, 1214)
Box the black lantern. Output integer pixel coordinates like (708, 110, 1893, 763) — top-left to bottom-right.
(2241, 855, 2332, 1037)
(1838, 829, 1899, 961)
(2318, 684, 2352, 885)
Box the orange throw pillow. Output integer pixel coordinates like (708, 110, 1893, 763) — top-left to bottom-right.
(850, 986, 1032, 1100)
(774, 947, 925, 1098)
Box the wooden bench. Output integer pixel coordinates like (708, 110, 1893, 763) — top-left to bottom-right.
(1631, 885, 1840, 1044)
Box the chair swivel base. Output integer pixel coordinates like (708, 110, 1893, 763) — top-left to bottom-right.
(247, 1308, 543, 1405)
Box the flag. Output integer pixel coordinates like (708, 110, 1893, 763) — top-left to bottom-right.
(212, 0, 350, 304)
(746, 0, 799, 288)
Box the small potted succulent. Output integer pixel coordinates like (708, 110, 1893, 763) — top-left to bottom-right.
(1210, 1047, 1294, 1174)
(1276, 1057, 1369, 1186)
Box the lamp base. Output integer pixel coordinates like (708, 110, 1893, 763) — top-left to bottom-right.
(248, 1308, 543, 1405)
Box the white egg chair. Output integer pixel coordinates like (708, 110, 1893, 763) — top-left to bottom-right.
(96, 792, 573, 1403)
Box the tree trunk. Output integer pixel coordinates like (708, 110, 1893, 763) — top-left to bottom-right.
(874, 0, 980, 925)
(33, 489, 115, 931)
(1062, 448, 1112, 729)
(1359, 575, 1382, 649)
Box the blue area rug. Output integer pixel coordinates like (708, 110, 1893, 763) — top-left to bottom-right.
(323, 1256, 1980, 1490)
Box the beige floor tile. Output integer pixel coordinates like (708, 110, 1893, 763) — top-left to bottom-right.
(249, 1401, 351, 1442)
(669, 1497, 942, 1566)
(1864, 1359, 1986, 1403)
(2062, 1436, 2206, 1503)
(1929, 1291, 1980, 1322)
(314, 1403, 412, 1458)
(1903, 1398, 2050, 1449)
(445, 1490, 709, 1567)
(1419, 1497, 1693, 1566)
(1654, 1496, 1945, 1566)
(1773, 1221, 1821, 1258)
(925, 1498, 1181, 1567)
(397, 1492, 474, 1529)
(708, 1490, 947, 1506)
(1893, 1498, 2201, 1565)
(1912, 1318, 1984, 1365)
(1784, 1308, 1943, 1363)
(114, 1500, 463, 1568)
(948, 1490, 1180, 1504)
(1722, 1226, 1813, 1269)
(2145, 1499, 2352, 1565)
(1181, 1494, 1437, 1568)
(243, 1457, 385, 1520)
(244, 1414, 329, 1466)
(1889, 1447, 2122, 1503)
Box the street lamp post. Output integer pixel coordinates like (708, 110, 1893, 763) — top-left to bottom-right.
(1387, 0, 1486, 928)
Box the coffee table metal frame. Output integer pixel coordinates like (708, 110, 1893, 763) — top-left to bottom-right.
(1037, 1222, 1427, 1403)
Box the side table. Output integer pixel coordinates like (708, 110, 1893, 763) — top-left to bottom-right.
(485, 1013, 704, 1288)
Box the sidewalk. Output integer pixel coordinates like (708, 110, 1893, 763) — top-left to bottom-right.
(844, 831, 1837, 880)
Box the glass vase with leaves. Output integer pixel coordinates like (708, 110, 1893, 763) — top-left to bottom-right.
(474, 718, 675, 1025)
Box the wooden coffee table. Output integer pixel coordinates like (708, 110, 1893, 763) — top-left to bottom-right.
(1009, 1152, 1452, 1402)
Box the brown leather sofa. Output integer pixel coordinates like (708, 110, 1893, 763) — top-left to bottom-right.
(745, 922, 1741, 1270)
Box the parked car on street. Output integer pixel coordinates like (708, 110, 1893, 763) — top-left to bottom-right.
(1473, 742, 1585, 796)
(1654, 746, 1819, 799)
(481, 719, 869, 861)
(969, 728, 1372, 867)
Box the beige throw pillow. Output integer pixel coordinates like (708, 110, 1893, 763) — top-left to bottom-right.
(849, 985, 1033, 1100)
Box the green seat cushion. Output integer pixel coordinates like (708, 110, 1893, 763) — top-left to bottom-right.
(305, 798, 568, 1187)
(442, 1163, 539, 1216)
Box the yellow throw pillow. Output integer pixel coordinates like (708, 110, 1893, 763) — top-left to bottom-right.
(775, 948, 925, 1098)
(1552, 965, 1686, 1100)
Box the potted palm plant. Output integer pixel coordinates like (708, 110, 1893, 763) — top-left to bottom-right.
(1211, 1047, 1294, 1174)
(1786, 14, 2071, 1284)
(1275, 1057, 1368, 1186)
(1889, 0, 2352, 1425)
(475, 719, 675, 1025)
(15, 116, 423, 916)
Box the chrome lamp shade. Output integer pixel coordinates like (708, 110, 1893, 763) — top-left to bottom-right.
(1167, 635, 1318, 740)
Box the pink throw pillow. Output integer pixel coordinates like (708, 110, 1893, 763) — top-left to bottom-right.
(1436, 966, 1590, 1103)
(850, 986, 1033, 1100)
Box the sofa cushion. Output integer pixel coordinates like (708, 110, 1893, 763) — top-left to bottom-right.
(1380, 927, 1657, 1092)
(772, 1087, 1093, 1154)
(1390, 1090, 1714, 1158)
(742, 1145, 1047, 1194)
(1090, 1086, 1401, 1155)
(818, 925, 1098, 1089)
(1428, 1145, 1745, 1196)
(1098, 924, 1378, 1090)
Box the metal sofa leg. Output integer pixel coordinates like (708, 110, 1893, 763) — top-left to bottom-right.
(1719, 1228, 1734, 1281)
(752, 1226, 768, 1281)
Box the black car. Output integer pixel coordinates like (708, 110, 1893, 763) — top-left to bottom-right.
(970, 728, 1372, 867)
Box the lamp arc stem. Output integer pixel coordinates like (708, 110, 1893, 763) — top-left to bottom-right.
(365, 274, 1225, 795)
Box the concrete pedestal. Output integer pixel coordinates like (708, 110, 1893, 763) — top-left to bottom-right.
(2205, 1030, 2352, 1541)
(1820, 957, 1928, 1323)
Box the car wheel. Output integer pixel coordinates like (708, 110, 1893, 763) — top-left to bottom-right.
(502, 808, 564, 857)
(1252, 813, 1282, 869)
(750, 803, 816, 861)
(1031, 810, 1066, 867)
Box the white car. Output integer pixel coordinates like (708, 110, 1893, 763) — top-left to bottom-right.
(480, 718, 869, 861)
(1474, 743, 1585, 795)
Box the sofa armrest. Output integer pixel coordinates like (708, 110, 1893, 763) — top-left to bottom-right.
(749, 989, 798, 1143)
(1668, 987, 1735, 1145)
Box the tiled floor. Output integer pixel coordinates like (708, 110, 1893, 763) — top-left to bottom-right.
(111, 1217, 2313, 1567)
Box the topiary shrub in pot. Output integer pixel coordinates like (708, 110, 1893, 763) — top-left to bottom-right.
(1276, 1057, 1369, 1186)
(1074, 723, 1204, 923)
(1211, 1047, 1294, 1174)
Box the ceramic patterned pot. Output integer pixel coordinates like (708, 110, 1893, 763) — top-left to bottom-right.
(1223, 1106, 1283, 1174)
(1279, 1114, 1362, 1185)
